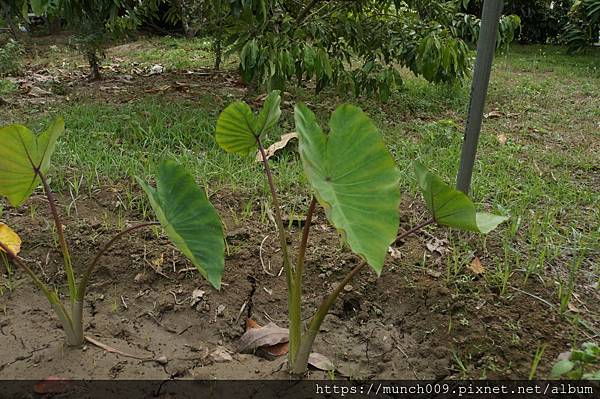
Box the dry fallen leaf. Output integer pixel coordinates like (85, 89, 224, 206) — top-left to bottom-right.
(484, 110, 504, 119)
(27, 86, 52, 97)
(151, 253, 164, 268)
(33, 377, 71, 394)
(426, 268, 441, 278)
(426, 237, 448, 255)
(239, 320, 289, 358)
(388, 246, 402, 259)
(308, 352, 335, 371)
(0, 222, 21, 255)
(497, 134, 508, 145)
(468, 257, 485, 275)
(255, 132, 298, 162)
(190, 288, 206, 307)
(567, 302, 581, 313)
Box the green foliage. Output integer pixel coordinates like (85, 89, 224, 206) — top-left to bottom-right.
(413, 33, 471, 83)
(215, 90, 281, 155)
(295, 103, 401, 273)
(58, 0, 150, 78)
(414, 161, 508, 234)
(0, 118, 64, 206)
(0, 39, 23, 76)
(564, 0, 600, 52)
(224, 0, 521, 99)
(464, 0, 573, 44)
(215, 90, 508, 374)
(0, 117, 225, 346)
(552, 342, 600, 379)
(137, 160, 225, 289)
(0, 79, 18, 96)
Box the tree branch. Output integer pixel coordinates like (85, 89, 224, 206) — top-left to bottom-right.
(296, 0, 321, 23)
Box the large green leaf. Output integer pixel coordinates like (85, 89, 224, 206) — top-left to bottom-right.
(136, 161, 225, 289)
(0, 118, 64, 207)
(295, 103, 401, 274)
(414, 161, 508, 234)
(215, 90, 281, 155)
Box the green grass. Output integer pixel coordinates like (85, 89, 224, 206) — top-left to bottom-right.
(0, 79, 17, 96)
(13, 42, 600, 313)
(114, 36, 234, 71)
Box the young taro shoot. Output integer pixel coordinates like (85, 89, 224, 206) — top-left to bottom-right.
(0, 119, 225, 347)
(215, 91, 508, 375)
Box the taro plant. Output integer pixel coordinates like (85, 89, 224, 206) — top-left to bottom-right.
(215, 90, 508, 375)
(0, 119, 224, 346)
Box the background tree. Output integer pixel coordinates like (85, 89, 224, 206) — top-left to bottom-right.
(464, 0, 574, 44)
(226, 0, 520, 99)
(57, 0, 147, 80)
(0, 0, 29, 40)
(563, 0, 600, 51)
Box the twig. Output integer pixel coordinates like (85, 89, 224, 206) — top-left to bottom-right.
(85, 336, 151, 360)
(509, 285, 554, 308)
(235, 301, 247, 324)
(169, 290, 189, 305)
(392, 337, 419, 379)
(259, 235, 275, 276)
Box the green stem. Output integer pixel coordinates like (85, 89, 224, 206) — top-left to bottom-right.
(291, 218, 435, 375)
(296, 197, 317, 284)
(0, 241, 53, 299)
(256, 137, 298, 364)
(37, 170, 77, 302)
(72, 221, 159, 345)
(289, 196, 317, 359)
(77, 222, 160, 300)
(0, 241, 78, 344)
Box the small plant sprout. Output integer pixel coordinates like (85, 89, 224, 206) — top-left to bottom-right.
(552, 342, 600, 380)
(0, 119, 224, 347)
(215, 91, 508, 375)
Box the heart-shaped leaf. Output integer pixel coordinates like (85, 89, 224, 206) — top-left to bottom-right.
(136, 160, 225, 289)
(414, 161, 508, 234)
(0, 222, 21, 255)
(0, 118, 64, 206)
(295, 103, 401, 274)
(215, 90, 281, 155)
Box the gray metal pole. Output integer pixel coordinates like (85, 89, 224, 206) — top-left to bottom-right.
(456, 0, 504, 194)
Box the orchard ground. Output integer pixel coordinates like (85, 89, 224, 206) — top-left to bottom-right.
(0, 35, 599, 379)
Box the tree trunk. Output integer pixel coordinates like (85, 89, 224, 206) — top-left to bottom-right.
(87, 50, 102, 80)
(48, 16, 62, 35)
(213, 35, 222, 70)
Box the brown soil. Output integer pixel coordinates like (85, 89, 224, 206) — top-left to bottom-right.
(0, 187, 588, 381)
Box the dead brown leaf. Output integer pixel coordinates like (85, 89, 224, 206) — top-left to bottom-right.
(468, 257, 485, 275)
(308, 352, 335, 371)
(27, 86, 51, 97)
(426, 237, 448, 255)
(33, 377, 71, 394)
(497, 134, 508, 145)
(255, 132, 298, 162)
(567, 302, 581, 313)
(239, 319, 289, 358)
(484, 110, 504, 119)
